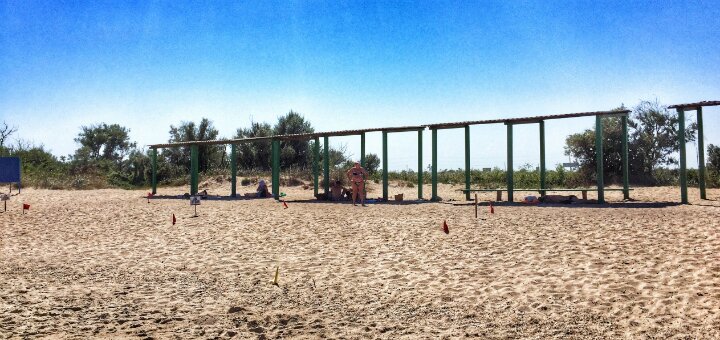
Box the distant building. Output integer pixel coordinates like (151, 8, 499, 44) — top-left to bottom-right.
(563, 162, 579, 171)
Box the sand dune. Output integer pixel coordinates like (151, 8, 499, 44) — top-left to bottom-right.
(1, 183, 719, 338)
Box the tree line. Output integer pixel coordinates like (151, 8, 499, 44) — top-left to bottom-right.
(1, 101, 719, 190)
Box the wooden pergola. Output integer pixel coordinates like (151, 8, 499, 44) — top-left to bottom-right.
(148, 124, 426, 200)
(668, 101, 720, 203)
(425, 110, 632, 204)
(149, 102, 715, 204)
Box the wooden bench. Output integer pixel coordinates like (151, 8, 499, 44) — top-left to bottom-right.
(460, 188, 633, 201)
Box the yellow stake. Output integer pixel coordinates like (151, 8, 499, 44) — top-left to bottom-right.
(272, 266, 279, 286)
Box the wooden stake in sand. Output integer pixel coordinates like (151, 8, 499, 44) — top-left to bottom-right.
(475, 194, 478, 218)
(272, 266, 279, 286)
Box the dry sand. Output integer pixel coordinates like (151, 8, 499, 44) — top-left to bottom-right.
(1, 181, 720, 339)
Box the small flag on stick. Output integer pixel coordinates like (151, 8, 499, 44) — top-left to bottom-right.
(172, 213, 176, 225)
(23, 203, 30, 214)
(442, 220, 449, 234)
(489, 201, 494, 214)
(283, 201, 288, 209)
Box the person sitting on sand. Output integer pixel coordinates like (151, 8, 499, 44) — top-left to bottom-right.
(540, 194, 579, 204)
(256, 179, 270, 198)
(346, 162, 369, 206)
(330, 180, 347, 201)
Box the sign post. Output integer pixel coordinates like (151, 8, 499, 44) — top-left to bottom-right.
(190, 196, 201, 217)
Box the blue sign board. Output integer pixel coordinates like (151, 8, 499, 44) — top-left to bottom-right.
(0, 157, 21, 192)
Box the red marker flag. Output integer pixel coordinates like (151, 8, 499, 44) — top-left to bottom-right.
(23, 203, 30, 210)
(489, 202, 494, 214)
(442, 220, 449, 234)
(172, 213, 176, 225)
(283, 201, 288, 209)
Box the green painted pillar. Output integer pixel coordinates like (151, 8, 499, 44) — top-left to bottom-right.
(360, 132, 366, 168)
(151, 148, 157, 195)
(506, 124, 513, 202)
(190, 145, 199, 195)
(621, 116, 630, 200)
(464, 125, 471, 201)
(417, 129, 423, 200)
(678, 108, 688, 204)
(323, 136, 330, 196)
(539, 121, 546, 196)
(313, 137, 319, 197)
(382, 131, 388, 200)
(431, 128, 438, 201)
(230, 144, 237, 197)
(595, 116, 605, 204)
(697, 107, 706, 200)
(271, 139, 280, 198)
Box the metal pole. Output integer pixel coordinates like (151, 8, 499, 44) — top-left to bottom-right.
(190, 145, 199, 195)
(323, 136, 330, 196)
(464, 125, 471, 201)
(360, 132, 366, 168)
(506, 124, 513, 202)
(621, 115, 630, 200)
(539, 121, 546, 196)
(678, 108, 688, 204)
(417, 129, 423, 200)
(151, 148, 157, 195)
(697, 107, 706, 200)
(431, 128, 438, 201)
(595, 116, 605, 204)
(230, 144, 237, 197)
(272, 139, 280, 198)
(313, 137, 319, 197)
(382, 131, 388, 200)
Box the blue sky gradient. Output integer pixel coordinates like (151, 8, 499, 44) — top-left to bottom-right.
(1, 1, 719, 170)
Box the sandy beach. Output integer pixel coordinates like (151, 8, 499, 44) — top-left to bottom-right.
(1, 182, 719, 339)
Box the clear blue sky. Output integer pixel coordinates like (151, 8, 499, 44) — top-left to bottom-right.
(2, 1, 719, 170)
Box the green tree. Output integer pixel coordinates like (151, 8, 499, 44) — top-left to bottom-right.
(631, 99, 697, 175)
(707, 144, 720, 170)
(74, 123, 135, 164)
(564, 100, 698, 185)
(273, 110, 314, 168)
(164, 118, 222, 173)
(364, 153, 381, 175)
(234, 121, 273, 170)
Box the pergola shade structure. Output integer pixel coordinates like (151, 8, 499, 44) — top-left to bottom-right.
(668, 101, 720, 203)
(148, 103, 716, 204)
(425, 110, 632, 204)
(148, 124, 426, 200)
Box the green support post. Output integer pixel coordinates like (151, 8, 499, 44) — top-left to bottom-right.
(431, 128, 438, 201)
(678, 108, 688, 204)
(313, 137, 319, 197)
(464, 125, 471, 201)
(621, 115, 630, 200)
(230, 144, 237, 197)
(417, 129, 423, 200)
(697, 107, 706, 200)
(323, 136, 330, 197)
(595, 116, 605, 204)
(271, 139, 280, 199)
(539, 121, 546, 196)
(382, 131, 388, 200)
(151, 148, 157, 195)
(360, 132, 366, 168)
(190, 145, 199, 195)
(506, 124, 513, 202)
